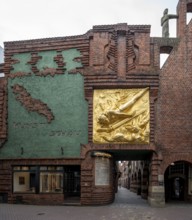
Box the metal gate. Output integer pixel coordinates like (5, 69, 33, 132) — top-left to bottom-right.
(63, 166, 80, 197)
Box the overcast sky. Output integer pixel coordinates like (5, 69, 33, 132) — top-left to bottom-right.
(1, 0, 179, 47)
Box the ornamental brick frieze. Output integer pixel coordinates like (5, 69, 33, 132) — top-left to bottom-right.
(4, 35, 90, 77)
(8, 50, 83, 78)
(28, 52, 66, 76)
(90, 26, 137, 77)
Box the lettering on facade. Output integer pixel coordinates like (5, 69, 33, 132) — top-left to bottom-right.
(12, 123, 81, 137)
(13, 122, 47, 129)
(49, 130, 81, 137)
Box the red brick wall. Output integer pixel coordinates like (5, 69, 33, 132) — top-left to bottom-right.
(157, 19, 192, 172)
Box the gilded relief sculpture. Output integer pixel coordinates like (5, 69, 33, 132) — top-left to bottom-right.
(93, 88, 150, 144)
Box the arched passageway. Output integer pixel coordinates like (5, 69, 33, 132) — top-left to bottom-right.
(164, 161, 192, 203)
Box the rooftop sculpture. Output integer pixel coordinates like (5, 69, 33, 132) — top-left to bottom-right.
(161, 8, 178, 38)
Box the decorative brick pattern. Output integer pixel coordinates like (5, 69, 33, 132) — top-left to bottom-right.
(12, 84, 54, 123)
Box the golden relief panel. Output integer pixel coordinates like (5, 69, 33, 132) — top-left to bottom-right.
(93, 88, 150, 144)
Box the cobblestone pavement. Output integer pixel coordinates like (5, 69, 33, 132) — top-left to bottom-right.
(0, 188, 192, 220)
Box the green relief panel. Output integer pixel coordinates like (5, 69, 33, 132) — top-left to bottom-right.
(0, 49, 88, 159)
(11, 53, 31, 74)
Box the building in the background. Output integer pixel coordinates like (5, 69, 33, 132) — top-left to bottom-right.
(0, 0, 192, 207)
(118, 160, 149, 199)
(118, 161, 129, 188)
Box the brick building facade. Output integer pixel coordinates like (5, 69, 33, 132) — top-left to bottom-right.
(0, 0, 192, 207)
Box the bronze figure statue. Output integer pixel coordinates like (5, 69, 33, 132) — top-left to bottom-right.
(161, 8, 178, 38)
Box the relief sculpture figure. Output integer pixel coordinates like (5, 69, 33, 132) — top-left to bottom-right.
(93, 88, 150, 144)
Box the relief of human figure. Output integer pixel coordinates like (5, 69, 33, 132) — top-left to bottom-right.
(95, 88, 150, 143)
(97, 88, 148, 132)
(161, 8, 178, 38)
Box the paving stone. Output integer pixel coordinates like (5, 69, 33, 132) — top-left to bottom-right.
(0, 188, 192, 220)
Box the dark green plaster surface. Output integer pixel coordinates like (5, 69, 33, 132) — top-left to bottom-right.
(0, 49, 88, 159)
(11, 53, 31, 74)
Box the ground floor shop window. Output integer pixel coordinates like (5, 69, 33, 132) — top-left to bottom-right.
(40, 166, 63, 193)
(13, 166, 37, 193)
(13, 166, 63, 194)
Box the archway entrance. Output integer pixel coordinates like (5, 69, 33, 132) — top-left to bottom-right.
(165, 176, 185, 201)
(110, 149, 152, 205)
(164, 161, 192, 203)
